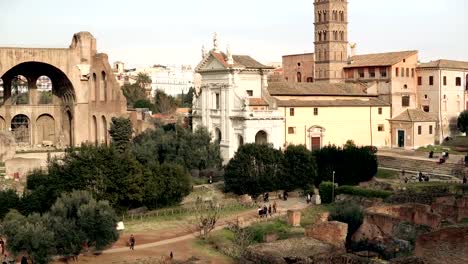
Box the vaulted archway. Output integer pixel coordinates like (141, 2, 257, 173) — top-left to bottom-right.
(255, 130, 268, 145)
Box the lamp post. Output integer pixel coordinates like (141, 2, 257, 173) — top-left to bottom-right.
(332, 170, 336, 202)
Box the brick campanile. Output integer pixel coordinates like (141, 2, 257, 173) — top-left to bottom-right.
(314, 0, 348, 83)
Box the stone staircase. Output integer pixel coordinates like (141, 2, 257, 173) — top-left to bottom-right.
(378, 155, 463, 181)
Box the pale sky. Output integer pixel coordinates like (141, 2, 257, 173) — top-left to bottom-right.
(0, 0, 467, 68)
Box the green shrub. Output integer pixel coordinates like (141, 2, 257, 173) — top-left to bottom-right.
(330, 202, 363, 244)
(319, 181, 334, 204)
(336, 186, 392, 199)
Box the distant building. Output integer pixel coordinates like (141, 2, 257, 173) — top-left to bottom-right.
(112, 63, 194, 97)
(282, 53, 315, 83)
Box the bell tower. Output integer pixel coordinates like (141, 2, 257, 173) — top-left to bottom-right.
(314, 0, 348, 83)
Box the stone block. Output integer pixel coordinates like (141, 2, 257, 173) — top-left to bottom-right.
(312, 194, 321, 205)
(415, 227, 468, 264)
(305, 221, 348, 249)
(287, 209, 301, 227)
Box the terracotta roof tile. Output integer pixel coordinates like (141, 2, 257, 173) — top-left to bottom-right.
(276, 98, 389, 107)
(390, 109, 437, 122)
(249, 98, 269, 106)
(268, 81, 369, 96)
(344, 50, 418, 68)
(418, 59, 468, 70)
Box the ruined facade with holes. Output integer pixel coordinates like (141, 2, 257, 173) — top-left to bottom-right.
(0, 32, 127, 149)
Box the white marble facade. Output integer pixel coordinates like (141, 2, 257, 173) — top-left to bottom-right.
(192, 35, 284, 163)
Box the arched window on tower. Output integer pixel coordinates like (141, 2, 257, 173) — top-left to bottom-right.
(340, 11, 345, 21)
(323, 31, 327, 41)
(318, 32, 322, 42)
(297, 72, 302, 83)
(318, 12, 322, 22)
(340, 31, 344, 41)
(323, 11, 327, 21)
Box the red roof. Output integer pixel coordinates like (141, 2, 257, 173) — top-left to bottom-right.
(249, 98, 269, 106)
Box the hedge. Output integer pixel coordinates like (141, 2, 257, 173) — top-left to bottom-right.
(319, 181, 334, 204)
(336, 186, 392, 199)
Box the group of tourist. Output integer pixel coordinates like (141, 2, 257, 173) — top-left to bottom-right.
(258, 202, 277, 218)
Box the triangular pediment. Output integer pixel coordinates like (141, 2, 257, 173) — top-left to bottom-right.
(203, 58, 226, 70)
(195, 52, 228, 72)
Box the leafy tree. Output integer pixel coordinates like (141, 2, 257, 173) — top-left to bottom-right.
(178, 87, 195, 108)
(154, 89, 177, 114)
(133, 99, 153, 110)
(1, 210, 55, 264)
(283, 145, 316, 191)
(47, 191, 119, 252)
(314, 144, 377, 186)
(458, 110, 468, 133)
(109, 117, 133, 153)
(1, 191, 119, 262)
(25, 145, 146, 211)
(0, 189, 20, 219)
(122, 83, 147, 107)
(133, 125, 222, 171)
(155, 163, 192, 206)
(224, 144, 284, 196)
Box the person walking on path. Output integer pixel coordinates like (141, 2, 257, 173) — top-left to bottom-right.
(129, 234, 136, 250)
(268, 204, 272, 216)
(272, 201, 277, 214)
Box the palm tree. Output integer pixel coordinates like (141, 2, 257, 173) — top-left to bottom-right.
(136, 73, 152, 88)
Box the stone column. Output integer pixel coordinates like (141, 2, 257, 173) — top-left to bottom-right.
(287, 209, 301, 227)
(28, 76, 39, 105)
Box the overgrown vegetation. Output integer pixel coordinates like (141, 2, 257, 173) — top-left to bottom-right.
(329, 202, 364, 245)
(1, 120, 220, 218)
(0, 191, 119, 264)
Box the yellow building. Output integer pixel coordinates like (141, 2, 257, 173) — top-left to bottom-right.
(268, 81, 391, 150)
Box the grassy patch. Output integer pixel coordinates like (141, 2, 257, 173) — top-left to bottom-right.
(418, 144, 465, 155)
(406, 182, 467, 194)
(122, 203, 253, 233)
(375, 168, 399, 179)
(301, 204, 335, 227)
(245, 219, 292, 243)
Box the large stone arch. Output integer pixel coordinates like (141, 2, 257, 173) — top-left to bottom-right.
(36, 114, 55, 145)
(0, 61, 75, 106)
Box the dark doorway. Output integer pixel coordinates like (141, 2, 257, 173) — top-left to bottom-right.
(398, 130, 405, 148)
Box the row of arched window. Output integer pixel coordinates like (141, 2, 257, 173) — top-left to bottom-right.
(316, 49, 345, 62)
(317, 30, 345, 42)
(317, 10, 345, 23)
(0, 75, 53, 105)
(90, 71, 114, 102)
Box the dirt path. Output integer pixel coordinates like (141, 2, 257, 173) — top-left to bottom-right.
(109, 197, 308, 253)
